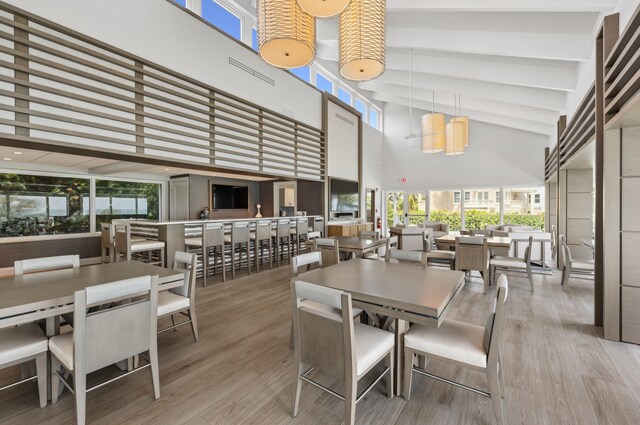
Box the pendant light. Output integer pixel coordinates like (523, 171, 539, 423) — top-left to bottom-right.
(451, 95, 469, 147)
(445, 95, 465, 155)
(257, 0, 316, 69)
(421, 91, 446, 153)
(405, 49, 419, 140)
(339, 0, 386, 81)
(298, 0, 351, 18)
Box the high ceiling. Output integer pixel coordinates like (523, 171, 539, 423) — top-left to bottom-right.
(243, 0, 616, 136)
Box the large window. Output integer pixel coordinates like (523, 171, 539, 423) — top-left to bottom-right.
(463, 188, 501, 230)
(251, 27, 258, 51)
(202, 0, 242, 40)
(503, 186, 545, 229)
(354, 99, 367, 122)
(290, 66, 311, 83)
(338, 87, 352, 105)
(369, 108, 379, 128)
(429, 190, 461, 231)
(95, 180, 161, 231)
(0, 174, 90, 237)
(316, 73, 333, 93)
(174, 0, 187, 7)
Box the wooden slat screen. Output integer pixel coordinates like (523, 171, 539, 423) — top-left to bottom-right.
(0, 3, 325, 181)
(545, 145, 558, 181)
(558, 84, 596, 167)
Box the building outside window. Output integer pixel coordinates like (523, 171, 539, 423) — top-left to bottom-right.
(453, 191, 461, 204)
(464, 188, 501, 230)
(430, 190, 462, 231)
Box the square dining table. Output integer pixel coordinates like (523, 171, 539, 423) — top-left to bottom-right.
(295, 258, 466, 396)
(328, 236, 389, 259)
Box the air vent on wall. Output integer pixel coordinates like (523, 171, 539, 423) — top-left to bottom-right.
(335, 112, 355, 126)
(228, 57, 275, 86)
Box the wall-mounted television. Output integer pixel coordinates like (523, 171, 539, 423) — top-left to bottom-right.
(330, 178, 359, 212)
(210, 183, 249, 210)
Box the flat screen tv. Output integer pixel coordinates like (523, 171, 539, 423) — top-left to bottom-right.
(330, 178, 359, 211)
(211, 184, 249, 210)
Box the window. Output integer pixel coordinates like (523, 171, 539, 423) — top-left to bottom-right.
(535, 194, 541, 204)
(316, 73, 333, 93)
(369, 108, 379, 128)
(290, 66, 310, 83)
(429, 190, 461, 231)
(464, 191, 470, 202)
(338, 87, 352, 105)
(174, 0, 187, 7)
(95, 180, 161, 231)
(496, 191, 501, 202)
(464, 188, 500, 230)
(355, 99, 367, 122)
(0, 174, 90, 237)
(202, 0, 242, 41)
(503, 187, 545, 229)
(251, 27, 258, 51)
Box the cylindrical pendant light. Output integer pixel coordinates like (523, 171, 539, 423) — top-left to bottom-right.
(339, 0, 386, 81)
(257, 0, 316, 69)
(422, 91, 445, 153)
(451, 116, 469, 147)
(298, 0, 351, 18)
(445, 120, 465, 155)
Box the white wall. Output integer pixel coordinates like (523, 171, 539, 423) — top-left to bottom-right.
(362, 124, 384, 220)
(7, 0, 322, 129)
(327, 101, 359, 182)
(383, 103, 548, 190)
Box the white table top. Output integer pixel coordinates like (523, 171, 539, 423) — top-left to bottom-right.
(296, 259, 465, 325)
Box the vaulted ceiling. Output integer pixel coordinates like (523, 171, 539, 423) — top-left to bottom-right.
(244, 0, 616, 136)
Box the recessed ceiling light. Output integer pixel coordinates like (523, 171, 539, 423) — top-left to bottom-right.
(13, 151, 22, 155)
(3, 157, 11, 161)
(164, 168, 170, 171)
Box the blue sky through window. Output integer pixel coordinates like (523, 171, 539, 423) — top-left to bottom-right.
(251, 28, 258, 51)
(290, 66, 311, 82)
(202, 0, 241, 41)
(355, 99, 367, 122)
(316, 73, 333, 93)
(338, 88, 352, 105)
(174, 0, 187, 6)
(369, 108, 378, 128)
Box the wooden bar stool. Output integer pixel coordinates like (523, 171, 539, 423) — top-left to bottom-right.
(309, 217, 324, 237)
(185, 223, 227, 285)
(252, 220, 273, 272)
(290, 218, 309, 256)
(273, 219, 292, 267)
(227, 221, 251, 279)
(114, 223, 165, 267)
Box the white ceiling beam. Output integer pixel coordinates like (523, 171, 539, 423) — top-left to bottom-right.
(386, 0, 615, 12)
(365, 82, 559, 124)
(359, 70, 567, 111)
(374, 92, 555, 136)
(385, 28, 591, 62)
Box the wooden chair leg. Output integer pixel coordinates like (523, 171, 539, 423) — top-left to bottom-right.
(402, 348, 414, 400)
(51, 357, 61, 404)
(487, 367, 505, 425)
(498, 350, 506, 399)
(291, 361, 303, 417)
(289, 320, 295, 350)
(149, 346, 161, 400)
(74, 373, 87, 425)
(345, 376, 357, 425)
(171, 315, 177, 331)
(386, 350, 394, 398)
(231, 243, 236, 279)
(221, 245, 226, 282)
(189, 308, 199, 341)
(35, 352, 47, 408)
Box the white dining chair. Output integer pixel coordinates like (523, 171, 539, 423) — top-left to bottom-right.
(489, 236, 534, 292)
(0, 324, 48, 408)
(157, 251, 199, 341)
(403, 275, 510, 425)
(312, 238, 340, 267)
(14, 255, 80, 275)
(423, 230, 456, 269)
(559, 234, 594, 291)
(551, 224, 558, 262)
(455, 236, 490, 292)
(49, 275, 160, 425)
(291, 281, 394, 425)
(385, 248, 427, 266)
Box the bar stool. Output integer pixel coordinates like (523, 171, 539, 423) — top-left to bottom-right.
(227, 221, 251, 279)
(252, 220, 273, 272)
(114, 223, 165, 267)
(186, 223, 227, 285)
(308, 217, 324, 237)
(273, 219, 293, 267)
(290, 218, 309, 256)
(100, 223, 114, 263)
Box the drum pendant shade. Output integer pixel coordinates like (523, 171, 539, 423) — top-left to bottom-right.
(298, 0, 351, 18)
(421, 113, 446, 153)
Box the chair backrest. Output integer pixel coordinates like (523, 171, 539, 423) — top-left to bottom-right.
(291, 280, 354, 380)
(459, 230, 471, 236)
(203, 223, 225, 248)
(422, 228, 434, 252)
(386, 236, 399, 250)
(114, 222, 132, 255)
(296, 219, 308, 236)
(277, 220, 291, 238)
(385, 248, 427, 265)
(101, 223, 113, 249)
(485, 275, 509, 369)
(551, 224, 557, 248)
(171, 251, 197, 302)
(359, 230, 379, 239)
(15, 254, 80, 275)
(73, 275, 158, 375)
(313, 217, 324, 233)
(524, 236, 534, 263)
(307, 231, 321, 240)
(231, 221, 250, 242)
(559, 234, 572, 265)
(313, 238, 340, 267)
(291, 251, 323, 277)
(471, 229, 493, 237)
(455, 236, 488, 272)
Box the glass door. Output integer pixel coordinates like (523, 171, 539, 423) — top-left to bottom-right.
(406, 192, 427, 225)
(386, 191, 405, 228)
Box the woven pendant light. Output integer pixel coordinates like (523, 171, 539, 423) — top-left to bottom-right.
(451, 116, 469, 147)
(421, 90, 445, 153)
(339, 0, 386, 81)
(257, 0, 316, 69)
(445, 120, 465, 155)
(298, 0, 351, 18)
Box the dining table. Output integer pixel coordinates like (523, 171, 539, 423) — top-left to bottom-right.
(296, 258, 466, 396)
(327, 235, 389, 259)
(435, 234, 512, 250)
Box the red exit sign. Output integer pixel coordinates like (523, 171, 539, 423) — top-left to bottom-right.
(399, 177, 409, 183)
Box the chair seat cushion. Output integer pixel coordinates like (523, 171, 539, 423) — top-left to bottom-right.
(404, 319, 487, 369)
(0, 324, 48, 365)
(572, 260, 594, 271)
(490, 258, 526, 269)
(49, 332, 74, 371)
(131, 240, 165, 252)
(184, 237, 202, 247)
(158, 292, 190, 317)
(354, 323, 394, 376)
(426, 251, 455, 260)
